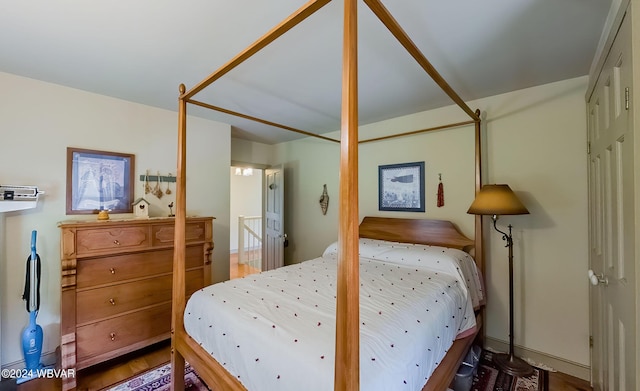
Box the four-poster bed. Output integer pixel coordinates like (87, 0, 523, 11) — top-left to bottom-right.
(171, 0, 485, 390)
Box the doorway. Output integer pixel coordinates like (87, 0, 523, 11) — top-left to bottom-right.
(230, 166, 263, 279)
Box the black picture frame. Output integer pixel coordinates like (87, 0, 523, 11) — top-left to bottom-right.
(66, 147, 135, 215)
(378, 161, 425, 212)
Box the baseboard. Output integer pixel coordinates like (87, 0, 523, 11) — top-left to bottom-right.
(484, 337, 590, 381)
(1, 350, 57, 371)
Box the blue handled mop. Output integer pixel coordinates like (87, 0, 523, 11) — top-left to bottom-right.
(16, 230, 44, 384)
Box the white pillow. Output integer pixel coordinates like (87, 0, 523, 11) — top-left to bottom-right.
(322, 238, 484, 308)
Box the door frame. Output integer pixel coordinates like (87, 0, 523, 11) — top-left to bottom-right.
(230, 161, 270, 273)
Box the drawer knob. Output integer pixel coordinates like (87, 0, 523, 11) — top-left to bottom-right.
(113, 240, 120, 245)
(110, 332, 116, 341)
(109, 298, 116, 305)
(109, 268, 116, 274)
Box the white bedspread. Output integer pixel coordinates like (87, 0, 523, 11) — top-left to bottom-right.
(184, 239, 481, 391)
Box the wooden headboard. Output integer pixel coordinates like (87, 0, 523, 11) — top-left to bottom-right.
(358, 216, 474, 252)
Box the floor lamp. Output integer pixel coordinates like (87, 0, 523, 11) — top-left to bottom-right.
(467, 184, 533, 377)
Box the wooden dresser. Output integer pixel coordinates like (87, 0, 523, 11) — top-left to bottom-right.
(58, 217, 213, 390)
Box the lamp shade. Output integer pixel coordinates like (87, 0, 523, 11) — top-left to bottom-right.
(467, 184, 529, 215)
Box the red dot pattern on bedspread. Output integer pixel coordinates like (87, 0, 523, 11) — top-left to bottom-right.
(184, 239, 481, 391)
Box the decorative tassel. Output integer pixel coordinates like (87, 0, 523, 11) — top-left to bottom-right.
(437, 174, 444, 207)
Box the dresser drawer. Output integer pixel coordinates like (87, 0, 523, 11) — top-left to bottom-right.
(76, 269, 203, 324)
(76, 246, 203, 289)
(77, 274, 172, 325)
(152, 221, 207, 246)
(77, 249, 172, 289)
(76, 226, 149, 256)
(76, 303, 171, 361)
(186, 269, 204, 296)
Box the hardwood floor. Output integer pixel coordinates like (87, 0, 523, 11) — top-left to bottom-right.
(230, 251, 261, 279)
(0, 341, 170, 391)
(0, 257, 592, 390)
(549, 371, 594, 391)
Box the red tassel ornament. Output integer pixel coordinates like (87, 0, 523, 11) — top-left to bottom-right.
(437, 174, 444, 207)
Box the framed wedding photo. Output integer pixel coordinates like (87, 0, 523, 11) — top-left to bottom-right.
(66, 147, 135, 214)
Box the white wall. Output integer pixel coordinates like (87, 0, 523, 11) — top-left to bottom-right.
(270, 76, 590, 375)
(0, 71, 231, 367)
(482, 77, 589, 374)
(231, 138, 274, 167)
(271, 138, 341, 264)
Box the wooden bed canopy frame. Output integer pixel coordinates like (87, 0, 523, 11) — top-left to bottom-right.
(170, 1, 485, 390)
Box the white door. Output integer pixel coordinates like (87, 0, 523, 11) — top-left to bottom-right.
(587, 11, 636, 391)
(263, 166, 285, 271)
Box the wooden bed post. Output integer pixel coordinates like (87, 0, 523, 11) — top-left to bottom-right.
(334, 0, 359, 390)
(473, 109, 483, 273)
(171, 84, 188, 391)
(363, 0, 479, 123)
(180, 0, 331, 101)
(169, 3, 486, 390)
(473, 109, 485, 344)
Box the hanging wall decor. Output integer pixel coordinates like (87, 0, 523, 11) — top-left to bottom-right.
(437, 173, 444, 207)
(165, 173, 173, 195)
(153, 171, 164, 199)
(319, 184, 329, 215)
(144, 170, 151, 194)
(139, 172, 176, 195)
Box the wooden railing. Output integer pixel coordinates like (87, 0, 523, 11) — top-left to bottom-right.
(238, 215, 262, 269)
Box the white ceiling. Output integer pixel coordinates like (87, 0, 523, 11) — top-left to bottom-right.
(0, 0, 612, 144)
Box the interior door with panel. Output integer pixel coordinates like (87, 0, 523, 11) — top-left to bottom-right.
(264, 165, 285, 271)
(587, 10, 636, 391)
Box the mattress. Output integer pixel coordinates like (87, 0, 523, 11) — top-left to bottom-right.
(184, 239, 483, 391)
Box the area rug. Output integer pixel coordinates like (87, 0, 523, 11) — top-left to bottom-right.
(471, 350, 548, 391)
(105, 363, 210, 391)
(105, 351, 545, 391)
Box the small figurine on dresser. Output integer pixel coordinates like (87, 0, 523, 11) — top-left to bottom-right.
(132, 197, 151, 219)
(97, 208, 110, 220)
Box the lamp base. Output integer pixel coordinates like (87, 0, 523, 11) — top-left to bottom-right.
(493, 352, 534, 377)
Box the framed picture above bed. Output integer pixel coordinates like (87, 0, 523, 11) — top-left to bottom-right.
(378, 161, 425, 212)
(66, 147, 135, 215)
